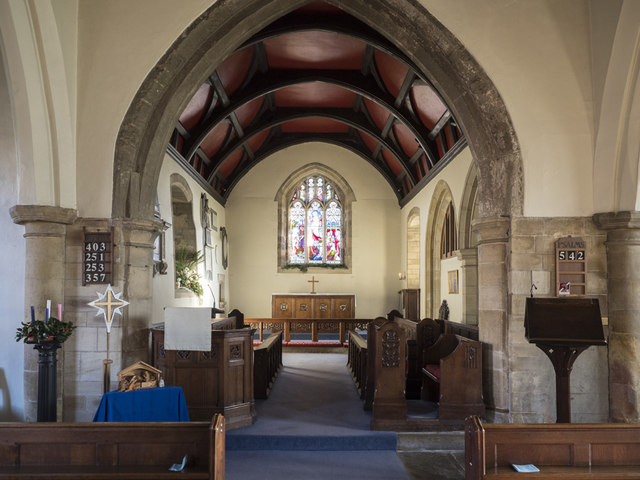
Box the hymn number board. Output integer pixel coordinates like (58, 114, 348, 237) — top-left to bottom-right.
(83, 232, 113, 285)
(555, 236, 587, 296)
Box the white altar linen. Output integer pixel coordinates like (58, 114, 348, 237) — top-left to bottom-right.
(164, 307, 211, 351)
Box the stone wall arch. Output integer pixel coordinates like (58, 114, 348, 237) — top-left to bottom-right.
(425, 180, 455, 318)
(111, 0, 523, 222)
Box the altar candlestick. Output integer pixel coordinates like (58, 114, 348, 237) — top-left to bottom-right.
(30, 306, 35, 325)
(58, 303, 62, 321)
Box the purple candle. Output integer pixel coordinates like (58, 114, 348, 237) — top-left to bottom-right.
(30, 306, 35, 325)
(58, 303, 62, 321)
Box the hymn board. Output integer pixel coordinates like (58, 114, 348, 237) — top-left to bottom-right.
(555, 236, 587, 296)
(83, 231, 113, 285)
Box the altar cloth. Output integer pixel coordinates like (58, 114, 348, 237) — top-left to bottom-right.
(93, 386, 190, 422)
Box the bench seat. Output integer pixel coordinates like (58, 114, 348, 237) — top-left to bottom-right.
(0, 465, 210, 480)
(486, 465, 640, 479)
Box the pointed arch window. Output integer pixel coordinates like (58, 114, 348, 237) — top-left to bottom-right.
(440, 202, 457, 258)
(288, 176, 343, 265)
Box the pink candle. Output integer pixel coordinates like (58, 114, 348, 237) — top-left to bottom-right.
(58, 303, 62, 321)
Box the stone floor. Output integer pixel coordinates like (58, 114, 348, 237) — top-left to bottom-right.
(397, 431, 465, 480)
(399, 451, 465, 480)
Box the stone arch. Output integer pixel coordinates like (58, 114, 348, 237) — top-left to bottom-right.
(169, 173, 197, 254)
(274, 161, 356, 272)
(458, 163, 479, 324)
(111, 0, 523, 223)
(406, 207, 420, 289)
(425, 180, 455, 318)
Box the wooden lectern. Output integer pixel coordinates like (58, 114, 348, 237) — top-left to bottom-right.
(524, 297, 606, 423)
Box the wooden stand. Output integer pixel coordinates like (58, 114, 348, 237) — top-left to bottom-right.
(34, 340, 61, 422)
(524, 297, 606, 423)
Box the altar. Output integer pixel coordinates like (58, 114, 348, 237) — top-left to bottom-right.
(269, 293, 356, 342)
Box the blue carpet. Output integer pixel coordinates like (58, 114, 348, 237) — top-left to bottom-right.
(226, 353, 409, 479)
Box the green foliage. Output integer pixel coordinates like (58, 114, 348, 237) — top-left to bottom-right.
(16, 317, 76, 344)
(175, 246, 205, 297)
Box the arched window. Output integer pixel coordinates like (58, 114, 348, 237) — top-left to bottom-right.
(440, 202, 457, 258)
(288, 176, 343, 265)
(276, 163, 355, 272)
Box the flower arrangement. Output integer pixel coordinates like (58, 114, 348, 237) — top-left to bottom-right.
(16, 303, 76, 344)
(175, 246, 204, 297)
(16, 317, 76, 344)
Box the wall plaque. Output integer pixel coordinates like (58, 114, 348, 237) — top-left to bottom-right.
(83, 231, 113, 285)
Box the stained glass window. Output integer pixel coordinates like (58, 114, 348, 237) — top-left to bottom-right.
(288, 176, 343, 266)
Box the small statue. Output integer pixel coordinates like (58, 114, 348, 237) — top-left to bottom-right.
(439, 299, 450, 321)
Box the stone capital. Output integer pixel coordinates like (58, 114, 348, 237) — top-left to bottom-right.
(471, 216, 510, 244)
(10, 205, 77, 226)
(593, 211, 640, 231)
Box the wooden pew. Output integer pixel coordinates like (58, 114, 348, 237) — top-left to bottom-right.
(465, 415, 640, 479)
(0, 415, 225, 479)
(421, 333, 484, 420)
(436, 318, 478, 340)
(363, 317, 388, 410)
(254, 331, 283, 399)
(393, 315, 442, 399)
(347, 329, 367, 398)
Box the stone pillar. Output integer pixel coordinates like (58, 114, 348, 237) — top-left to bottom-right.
(472, 216, 510, 422)
(111, 218, 163, 367)
(458, 247, 478, 325)
(594, 211, 640, 422)
(10, 205, 77, 421)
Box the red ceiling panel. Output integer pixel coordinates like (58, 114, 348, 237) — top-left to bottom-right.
(382, 149, 403, 176)
(247, 129, 270, 152)
(275, 82, 355, 107)
(280, 117, 349, 133)
(218, 149, 243, 178)
(411, 84, 447, 130)
(217, 48, 254, 97)
(235, 97, 264, 129)
(358, 130, 378, 153)
(179, 83, 213, 131)
(364, 98, 390, 130)
(200, 123, 231, 158)
(375, 50, 409, 98)
(265, 31, 366, 70)
(393, 123, 419, 157)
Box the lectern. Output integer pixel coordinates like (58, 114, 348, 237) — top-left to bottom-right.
(524, 297, 606, 423)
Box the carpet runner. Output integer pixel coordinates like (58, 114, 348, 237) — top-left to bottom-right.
(226, 352, 410, 479)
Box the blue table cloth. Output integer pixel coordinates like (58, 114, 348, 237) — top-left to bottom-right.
(93, 386, 190, 422)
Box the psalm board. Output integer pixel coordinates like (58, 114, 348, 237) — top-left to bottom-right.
(555, 236, 586, 296)
(83, 231, 113, 285)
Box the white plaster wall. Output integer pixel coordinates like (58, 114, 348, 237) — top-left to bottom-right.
(0, 49, 25, 421)
(76, 0, 213, 218)
(225, 143, 401, 318)
(422, 0, 595, 217)
(152, 155, 228, 323)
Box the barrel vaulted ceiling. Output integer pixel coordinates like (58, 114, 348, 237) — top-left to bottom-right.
(167, 1, 466, 206)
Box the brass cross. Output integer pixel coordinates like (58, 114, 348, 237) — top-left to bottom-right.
(308, 276, 319, 294)
(93, 288, 127, 328)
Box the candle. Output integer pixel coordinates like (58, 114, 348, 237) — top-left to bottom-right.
(58, 303, 62, 321)
(30, 306, 35, 325)
(46, 300, 51, 324)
